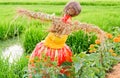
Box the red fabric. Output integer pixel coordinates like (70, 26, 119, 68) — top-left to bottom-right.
(62, 14, 71, 23)
(30, 41, 72, 66)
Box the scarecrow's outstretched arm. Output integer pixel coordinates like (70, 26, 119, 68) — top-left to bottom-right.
(72, 21, 106, 41)
(17, 9, 59, 21)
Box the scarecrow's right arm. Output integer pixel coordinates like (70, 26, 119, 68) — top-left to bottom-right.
(17, 9, 59, 21)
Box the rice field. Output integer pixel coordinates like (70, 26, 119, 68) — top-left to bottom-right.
(0, 0, 120, 78)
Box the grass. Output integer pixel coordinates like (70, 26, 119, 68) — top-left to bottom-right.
(0, 0, 120, 2)
(0, 5, 120, 32)
(0, 54, 28, 78)
(0, 0, 120, 7)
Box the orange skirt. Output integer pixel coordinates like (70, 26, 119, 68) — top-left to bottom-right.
(30, 41, 72, 66)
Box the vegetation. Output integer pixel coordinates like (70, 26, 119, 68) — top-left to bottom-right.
(0, 0, 120, 78)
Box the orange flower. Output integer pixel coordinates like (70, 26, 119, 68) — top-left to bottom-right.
(95, 39, 101, 44)
(106, 33, 113, 39)
(109, 49, 114, 53)
(111, 53, 117, 56)
(118, 35, 120, 40)
(89, 49, 96, 53)
(30, 59, 34, 64)
(113, 37, 120, 42)
(89, 44, 95, 48)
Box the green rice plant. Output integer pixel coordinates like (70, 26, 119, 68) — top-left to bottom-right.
(0, 3, 120, 33)
(0, 23, 7, 40)
(23, 26, 47, 53)
(66, 31, 97, 54)
(0, 0, 120, 6)
(0, 21, 25, 40)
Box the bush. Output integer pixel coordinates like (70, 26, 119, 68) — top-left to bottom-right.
(66, 31, 97, 54)
(23, 26, 47, 53)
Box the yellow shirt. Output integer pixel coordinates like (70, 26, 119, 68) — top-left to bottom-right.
(44, 33, 68, 49)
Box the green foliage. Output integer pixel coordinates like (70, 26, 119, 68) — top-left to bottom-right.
(110, 27, 120, 55)
(0, 0, 120, 78)
(0, 54, 28, 78)
(28, 55, 62, 78)
(66, 31, 97, 54)
(23, 26, 47, 53)
(72, 52, 120, 78)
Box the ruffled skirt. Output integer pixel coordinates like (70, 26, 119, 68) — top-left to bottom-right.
(30, 41, 72, 66)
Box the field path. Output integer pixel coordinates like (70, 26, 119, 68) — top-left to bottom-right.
(106, 63, 120, 78)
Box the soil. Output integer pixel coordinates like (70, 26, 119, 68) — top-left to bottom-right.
(106, 63, 120, 78)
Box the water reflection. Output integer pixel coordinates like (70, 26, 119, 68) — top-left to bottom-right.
(2, 44, 24, 63)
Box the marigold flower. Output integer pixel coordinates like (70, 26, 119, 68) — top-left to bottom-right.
(119, 37, 120, 42)
(106, 33, 113, 39)
(113, 37, 120, 42)
(89, 44, 95, 48)
(117, 35, 120, 40)
(89, 49, 96, 53)
(95, 39, 101, 44)
(111, 53, 117, 56)
(109, 49, 114, 53)
(30, 59, 34, 64)
(89, 50, 93, 53)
